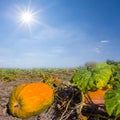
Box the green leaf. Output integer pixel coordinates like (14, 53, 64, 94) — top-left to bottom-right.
(71, 67, 92, 93)
(104, 89, 120, 116)
(93, 63, 112, 89)
(71, 62, 112, 93)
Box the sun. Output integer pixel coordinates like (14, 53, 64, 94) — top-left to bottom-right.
(20, 11, 33, 24)
(15, 5, 40, 30)
(18, 8, 37, 27)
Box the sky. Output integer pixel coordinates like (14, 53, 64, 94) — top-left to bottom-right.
(0, 0, 120, 68)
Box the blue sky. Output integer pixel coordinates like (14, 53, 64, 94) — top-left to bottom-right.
(0, 0, 120, 68)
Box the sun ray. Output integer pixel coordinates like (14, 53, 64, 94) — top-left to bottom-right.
(19, 8, 38, 26)
(14, 3, 40, 32)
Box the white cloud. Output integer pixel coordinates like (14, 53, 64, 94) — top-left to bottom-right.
(100, 40, 109, 43)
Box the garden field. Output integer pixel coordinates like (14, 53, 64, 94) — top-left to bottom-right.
(0, 60, 120, 120)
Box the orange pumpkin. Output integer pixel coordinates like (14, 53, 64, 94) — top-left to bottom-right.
(8, 82, 54, 119)
(84, 89, 108, 104)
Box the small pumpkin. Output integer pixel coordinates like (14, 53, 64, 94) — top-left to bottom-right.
(8, 82, 54, 119)
(84, 89, 108, 104)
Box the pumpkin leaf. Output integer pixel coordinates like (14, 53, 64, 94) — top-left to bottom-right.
(70, 62, 112, 93)
(104, 89, 120, 117)
(71, 67, 93, 93)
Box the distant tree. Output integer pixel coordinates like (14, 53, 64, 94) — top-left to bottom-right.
(106, 59, 120, 65)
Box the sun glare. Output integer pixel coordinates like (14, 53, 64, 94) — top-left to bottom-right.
(20, 11, 33, 24)
(19, 9, 38, 28)
(15, 4, 40, 30)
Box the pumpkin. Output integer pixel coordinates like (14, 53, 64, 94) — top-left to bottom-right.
(84, 89, 108, 104)
(8, 82, 54, 119)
